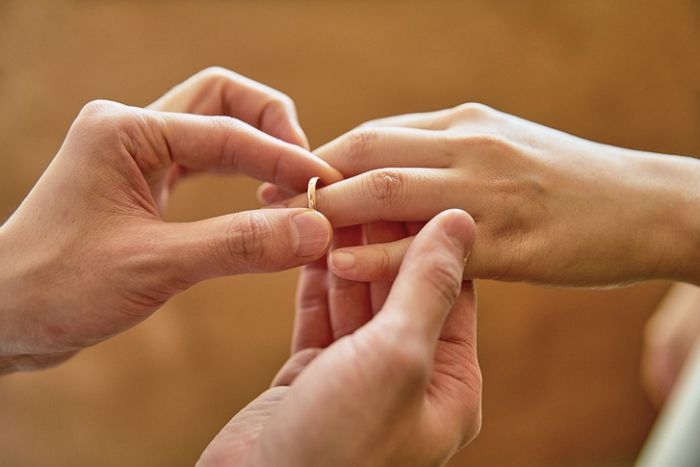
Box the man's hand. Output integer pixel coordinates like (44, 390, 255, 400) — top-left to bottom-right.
(0, 67, 341, 373)
(198, 209, 481, 467)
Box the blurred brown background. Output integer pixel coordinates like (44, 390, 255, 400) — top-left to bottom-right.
(1, 1, 699, 466)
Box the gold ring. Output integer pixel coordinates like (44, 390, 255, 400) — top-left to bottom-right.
(307, 176, 320, 211)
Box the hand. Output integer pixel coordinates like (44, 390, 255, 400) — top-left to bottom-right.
(642, 283, 700, 406)
(198, 209, 481, 467)
(261, 104, 700, 287)
(0, 67, 341, 373)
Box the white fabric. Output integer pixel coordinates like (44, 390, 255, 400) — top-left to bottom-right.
(637, 340, 700, 467)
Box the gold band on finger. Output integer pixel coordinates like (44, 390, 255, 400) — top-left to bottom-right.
(307, 176, 320, 211)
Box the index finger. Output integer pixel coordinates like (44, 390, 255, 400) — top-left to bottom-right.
(149, 67, 309, 149)
(135, 106, 342, 192)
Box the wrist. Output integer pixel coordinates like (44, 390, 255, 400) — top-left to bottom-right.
(0, 223, 41, 373)
(0, 225, 20, 373)
(632, 151, 700, 285)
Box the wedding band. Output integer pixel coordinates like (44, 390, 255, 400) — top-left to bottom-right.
(307, 176, 320, 211)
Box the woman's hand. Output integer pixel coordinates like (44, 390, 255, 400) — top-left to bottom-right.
(262, 104, 700, 287)
(0, 68, 341, 374)
(197, 210, 481, 467)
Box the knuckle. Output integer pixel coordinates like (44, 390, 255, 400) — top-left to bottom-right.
(200, 66, 297, 112)
(471, 133, 513, 152)
(275, 92, 296, 110)
(76, 100, 131, 133)
(78, 99, 120, 120)
(72, 100, 133, 152)
(448, 132, 513, 153)
(222, 212, 275, 269)
(448, 132, 517, 160)
(264, 94, 297, 118)
(364, 169, 405, 206)
(198, 66, 238, 88)
(199, 67, 251, 97)
(208, 115, 244, 169)
(201, 65, 230, 78)
(377, 246, 397, 277)
(297, 289, 327, 316)
(209, 114, 242, 133)
(342, 128, 379, 159)
(451, 102, 494, 120)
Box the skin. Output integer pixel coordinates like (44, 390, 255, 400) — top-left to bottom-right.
(261, 103, 700, 287)
(0, 70, 483, 467)
(642, 283, 700, 406)
(198, 209, 482, 467)
(4, 76, 694, 466)
(0, 67, 343, 374)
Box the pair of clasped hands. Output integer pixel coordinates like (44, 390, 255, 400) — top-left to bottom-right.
(1, 67, 699, 467)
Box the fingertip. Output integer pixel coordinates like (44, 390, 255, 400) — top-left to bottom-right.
(278, 102, 309, 149)
(327, 250, 362, 281)
(328, 250, 356, 272)
(292, 121, 311, 151)
(257, 183, 280, 205)
(278, 114, 310, 151)
(259, 99, 307, 148)
(441, 209, 476, 254)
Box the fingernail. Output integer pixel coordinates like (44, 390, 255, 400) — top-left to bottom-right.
(291, 211, 331, 257)
(329, 251, 355, 270)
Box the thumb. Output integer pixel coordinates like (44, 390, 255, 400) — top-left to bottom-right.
(163, 208, 332, 283)
(375, 209, 476, 349)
